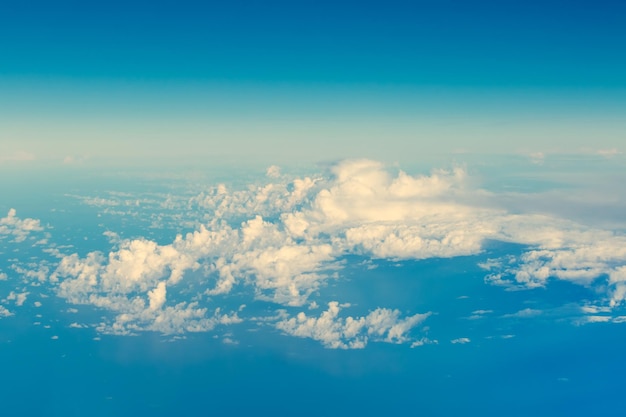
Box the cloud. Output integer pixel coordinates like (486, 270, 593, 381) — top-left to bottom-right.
(0, 306, 13, 317)
(44, 159, 626, 337)
(50, 160, 500, 318)
(0, 209, 44, 242)
(502, 308, 543, 318)
(148, 282, 167, 310)
(467, 309, 493, 320)
(51, 227, 247, 335)
(482, 227, 626, 306)
(11, 263, 49, 282)
(6, 291, 29, 306)
(276, 301, 431, 349)
(451, 337, 471, 344)
(266, 165, 281, 178)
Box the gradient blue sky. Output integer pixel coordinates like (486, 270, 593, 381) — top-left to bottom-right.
(1, 0, 625, 164)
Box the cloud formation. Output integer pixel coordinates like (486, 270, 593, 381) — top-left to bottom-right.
(0, 209, 44, 242)
(37, 159, 626, 338)
(276, 302, 431, 349)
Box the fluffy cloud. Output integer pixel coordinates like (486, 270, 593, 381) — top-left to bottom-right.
(52, 227, 244, 335)
(0, 209, 44, 242)
(481, 224, 626, 306)
(0, 306, 13, 317)
(45, 159, 626, 337)
(6, 291, 29, 307)
(282, 160, 486, 239)
(276, 302, 431, 349)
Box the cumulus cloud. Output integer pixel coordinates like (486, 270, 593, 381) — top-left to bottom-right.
(11, 263, 49, 283)
(6, 291, 29, 307)
(275, 302, 431, 349)
(451, 337, 471, 344)
(0, 209, 44, 242)
(0, 306, 13, 317)
(148, 282, 167, 310)
(52, 230, 243, 335)
(482, 225, 626, 306)
(45, 158, 626, 337)
(266, 165, 281, 178)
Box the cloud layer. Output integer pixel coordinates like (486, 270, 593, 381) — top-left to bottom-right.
(3, 159, 625, 345)
(0, 209, 43, 242)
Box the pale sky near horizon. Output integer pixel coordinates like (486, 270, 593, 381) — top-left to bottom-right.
(2, 0, 626, 166)
(2, 85, 625, 166)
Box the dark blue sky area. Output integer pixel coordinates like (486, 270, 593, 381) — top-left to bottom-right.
(2, 0, 626, 86)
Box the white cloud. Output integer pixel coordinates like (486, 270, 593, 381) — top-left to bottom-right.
(148, 282, 167, 311)
(11, 263, 49, 283)
(482, 227, 626, 306)
(103, 231, 120, 244)
(502, 308, 543, 319)
(451, 337, 471, 344)
(96, 304, 242, 336)
(6, 291, 29, 306)
(276, 302, 431, 349)
(467, 309, 493, 320)
(51, 228, 245, 335)
(0, 306, 13, 317)
(0, 209, 44, 242)
(410, 338, 437, 348)
(575, 315, 612, 325)
(42, 158, 626, 337)
(266, 165, 281, 178)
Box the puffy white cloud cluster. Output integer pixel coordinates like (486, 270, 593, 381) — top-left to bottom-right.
(50, 160, 488, 335)
(281, 160, 497, 259)
(46, 159, 626, 337)
(0, 305, 12, 318)
(51, 227, 243, 335)
(189, 175, 320, 222)
(481, 223, 626, 306)
(6, 291, 29, 307)
(0, 209, 44, 242)
(276, 302, 431, 349)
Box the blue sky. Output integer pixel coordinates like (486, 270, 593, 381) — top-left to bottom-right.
(1, 0, 625, 164)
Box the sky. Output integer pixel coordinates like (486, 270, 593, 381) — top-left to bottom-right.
(3, 2, 626, 416)
(1, 0, 626, 164)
